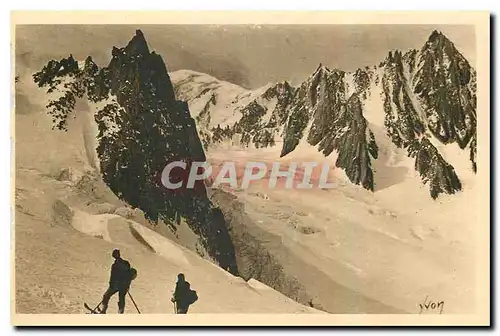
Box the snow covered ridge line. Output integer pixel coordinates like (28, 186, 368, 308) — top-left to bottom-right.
(160, 160, 338, 193)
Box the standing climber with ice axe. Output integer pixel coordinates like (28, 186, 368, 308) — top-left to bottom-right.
(99, 249, 138, 314)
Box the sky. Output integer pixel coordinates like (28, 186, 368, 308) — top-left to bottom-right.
(15, 24, 476, 89)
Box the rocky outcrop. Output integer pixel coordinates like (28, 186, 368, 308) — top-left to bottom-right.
(229, 81, 294, 149)
(413, 31, 476, 148)
(411, 138, 462, 199)
(33, 30, 238, 275)
(379, 31, 474, 198)
(281, 66, 379, 190)
(381, 50, 461, 198)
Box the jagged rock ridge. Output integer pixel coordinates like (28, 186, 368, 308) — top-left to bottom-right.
(33, 30, 238, 274)
(174, 31, 476, 199)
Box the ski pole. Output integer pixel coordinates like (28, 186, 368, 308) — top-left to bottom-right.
(128, 291, 141, 314)
(93, 300, 103, 313)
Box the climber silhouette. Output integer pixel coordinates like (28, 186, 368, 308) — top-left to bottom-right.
(100, 249, 133, 314)
(171, 273, 198, 314)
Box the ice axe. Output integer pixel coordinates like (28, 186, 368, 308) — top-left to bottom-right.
(171, 292, 177, 314)
(128, 291, 141, 314)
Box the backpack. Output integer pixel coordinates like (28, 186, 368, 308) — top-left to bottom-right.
(187, 289, 198, 305)
(129, 267, 137, 281)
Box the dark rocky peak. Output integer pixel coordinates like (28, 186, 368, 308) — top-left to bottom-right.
(420, 30, 467, 65)
(84, 55, 95, 66)
(262, 80, 295, 100)
(412, 30, 476, 149)
(426, 30, 450, 46)
(429, 29, 442, 40)
(106, 31, 175, 105)
(403, 49, 418, 60)
(418, 30, 472, 82)
(109, 30, 152, 61)
(135, 28, 145, 38)
(353, 68, 372, 95)
(83, 56, 98, 75)
(375, 30, 476, 196)
(308, 65, 344, 90)
(316, 68, 345, 94)
(310, 63, 332, 78)
(111, 46, 121, 57)
(402, 49, 418, 73)
(385, 50, 404, 67)
(33, 54, 80, 87)
(412, 137, 462, 199)
(32, 30, 239, 275)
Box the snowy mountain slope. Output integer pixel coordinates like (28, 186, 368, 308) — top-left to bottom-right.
(171, 69, 282, 149)
(205, 146, 477, 314)
(14, 70, 321, 314)
(171, 69, 251, 126)
(15, 167, 320, 314)
(172, 30, 477, 199)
